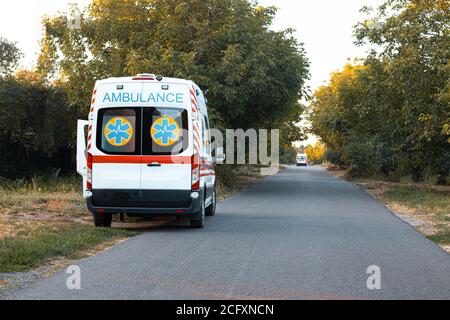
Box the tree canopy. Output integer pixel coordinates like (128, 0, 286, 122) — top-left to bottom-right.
(311, 0, 449, 184)
(38, 0, 310, 132)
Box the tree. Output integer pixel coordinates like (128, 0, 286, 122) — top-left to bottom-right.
(304, 141, 325, 164)
(354, 0, 450, 183)
(0, 37, 22, 77)
(304, 144, 313, 162)
(311, 1, 449, 183)
(312, 141, 326, 163)
(0, 70, 75, 178)
(38, 0, 309, 134)
(311, 60, 404, 175)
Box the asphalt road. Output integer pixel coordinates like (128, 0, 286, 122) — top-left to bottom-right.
(3, 166, 450, 300)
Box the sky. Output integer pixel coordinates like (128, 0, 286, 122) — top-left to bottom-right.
(0, 0, 382, 146)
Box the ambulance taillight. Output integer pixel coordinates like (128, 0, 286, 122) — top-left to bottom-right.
(191, 154, 200, 191)
(87, 152, 93, 191)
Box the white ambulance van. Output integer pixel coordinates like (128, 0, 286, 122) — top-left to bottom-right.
(77, 74, 222, 228)
(296, 153, 308, 167)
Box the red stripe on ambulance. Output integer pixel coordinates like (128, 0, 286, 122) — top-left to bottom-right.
(191, 85, 201, 190)
(86, 87, 97, 191)
(92, 156, 192, 165)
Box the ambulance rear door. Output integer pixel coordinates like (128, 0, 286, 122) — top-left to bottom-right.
(91, 82, 143, 207)
(139, 83, 192, 208)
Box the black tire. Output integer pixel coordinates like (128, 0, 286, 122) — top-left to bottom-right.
(94, 213, 113, 228)
(190, 199, 206, 229)
(205, 190, 216, 217)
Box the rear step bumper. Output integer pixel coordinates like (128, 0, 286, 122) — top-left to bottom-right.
(86, 190, 203, 216)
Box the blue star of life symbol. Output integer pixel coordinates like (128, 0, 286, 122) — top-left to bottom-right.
(106, 118, 132, 146)
(152, 118, 179, 146)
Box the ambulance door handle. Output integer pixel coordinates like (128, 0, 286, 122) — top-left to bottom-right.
(147, 162, 162, 167)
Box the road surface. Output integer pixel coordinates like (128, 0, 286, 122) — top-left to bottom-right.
(3, 167, 450, 300)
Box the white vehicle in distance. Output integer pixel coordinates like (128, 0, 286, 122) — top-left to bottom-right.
(296, 153, 308, 167)
(76, 74, 224, 229)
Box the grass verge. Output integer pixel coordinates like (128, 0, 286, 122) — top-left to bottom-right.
(0, 222, 137, 273)
(0, 176, 139, 275)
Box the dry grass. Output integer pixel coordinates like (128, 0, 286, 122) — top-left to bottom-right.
(0, 190, 94, 242)
(0, 191, 89, 224)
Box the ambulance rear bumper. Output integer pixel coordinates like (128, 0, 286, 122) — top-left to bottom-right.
(86, 191, 203, 216)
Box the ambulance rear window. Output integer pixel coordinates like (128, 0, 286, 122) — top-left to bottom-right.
(97, 108, 140, 155)
(142, 107, 189, 155)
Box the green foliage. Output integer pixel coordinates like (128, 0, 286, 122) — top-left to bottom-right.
(311, 0, 449, 184)
(280, 144, 297, 164)
(0, 37, 22, 77)
(356, 0, 450, 183)
(325, 150, 347, 167)
(38, 0, 310, 131)
(0, 71, 77, 178)
(342, 136, 384, 176)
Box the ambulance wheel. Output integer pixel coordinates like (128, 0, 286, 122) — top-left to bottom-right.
(205, 190, 216, 217)
(94, 213, 113, 228)
(190, 199, 206, 229)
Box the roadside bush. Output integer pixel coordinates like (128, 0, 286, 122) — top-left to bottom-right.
(342, 138, 382, 176)
(215, 165, 239, 189)
(432, 149, 449, 185)
(280, 145, 297, 165)
(0, 74, 77, 179)
(325, 150, 347, 168)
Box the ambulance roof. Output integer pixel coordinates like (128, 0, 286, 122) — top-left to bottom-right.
(93, 75, 208, 115)
(96, 75, 194, 86)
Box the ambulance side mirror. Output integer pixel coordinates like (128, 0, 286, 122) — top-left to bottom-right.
(214, 147, 225, 165)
